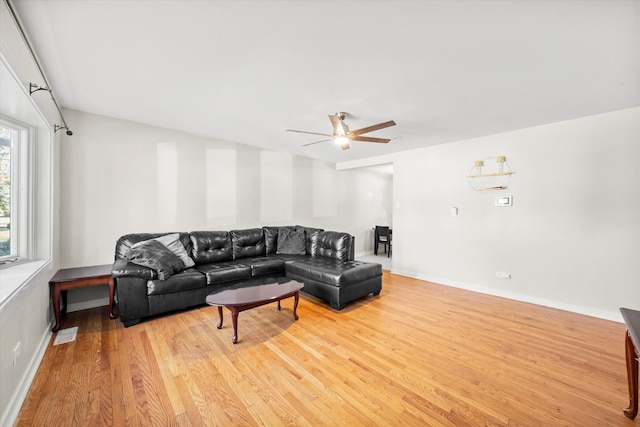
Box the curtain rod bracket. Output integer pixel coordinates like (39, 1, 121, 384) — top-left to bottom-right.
(29, 82, 51, 95)
(54, 125, 73, 136)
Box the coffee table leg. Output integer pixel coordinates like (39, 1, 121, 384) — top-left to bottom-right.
(217, 306, 224, 329)
(293, 291, 299, 321)
(277, 300, 281, 311)
(231, 307, 239, 344)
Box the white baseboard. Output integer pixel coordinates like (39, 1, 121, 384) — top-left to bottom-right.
(355, 250, 375, 258)
(390, 268, 623, 323)
(1, 323, 52, 427)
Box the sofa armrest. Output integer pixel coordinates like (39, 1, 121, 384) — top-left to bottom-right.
(115, 275, 151, 325)
(111, 258, 156, 280)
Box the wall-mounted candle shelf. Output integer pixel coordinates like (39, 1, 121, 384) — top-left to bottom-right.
(467, 156, 513, 191)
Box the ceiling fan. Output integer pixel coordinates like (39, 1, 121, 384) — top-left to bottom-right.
(287, 112, 396, 150)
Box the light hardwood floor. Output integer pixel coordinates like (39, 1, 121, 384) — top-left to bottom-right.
(16, 272, 632, 426)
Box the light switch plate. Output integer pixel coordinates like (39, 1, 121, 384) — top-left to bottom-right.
(495, 196, 512, 207)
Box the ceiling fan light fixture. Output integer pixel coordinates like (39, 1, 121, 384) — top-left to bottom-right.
(334, 136, 349, 145)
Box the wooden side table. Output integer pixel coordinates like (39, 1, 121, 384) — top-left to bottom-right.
(620, 307, 640, 419)
(49, 264, 116, 332)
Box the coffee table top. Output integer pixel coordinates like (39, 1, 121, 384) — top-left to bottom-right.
(206, 277, 303, 306)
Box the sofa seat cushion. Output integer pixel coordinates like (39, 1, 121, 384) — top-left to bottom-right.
(236, 256, 286, 277)
(285, 258, 382, 287)
(197, 261, 252, 285)
(147, 268, 206, 295)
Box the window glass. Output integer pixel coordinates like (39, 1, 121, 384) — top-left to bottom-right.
(0, 125, 12, 258)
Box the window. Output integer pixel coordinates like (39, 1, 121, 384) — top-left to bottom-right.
(0, 125, 14, 260)
(0, 119, 29, 267)
(0, 55, 53, 304)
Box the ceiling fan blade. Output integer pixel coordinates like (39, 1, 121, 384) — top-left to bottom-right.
(328, 114, 349, 135)
(302, 138, 333, 147)
(350, 136, 391, 143)
(286, 129, 333, 137)
(328, 114, 340, 130)
(350, 120, 396, 136)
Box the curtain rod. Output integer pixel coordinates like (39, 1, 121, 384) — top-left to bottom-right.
(5, 0, 72, 135)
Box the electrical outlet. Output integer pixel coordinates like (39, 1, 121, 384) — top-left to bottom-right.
(13, 341, 21, 366)
(496, 272, 511, 279)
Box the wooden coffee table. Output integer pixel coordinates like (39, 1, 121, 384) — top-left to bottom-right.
(205, 277, 303, 344)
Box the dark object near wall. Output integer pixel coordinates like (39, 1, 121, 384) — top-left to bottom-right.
(375, 226, 391, 257)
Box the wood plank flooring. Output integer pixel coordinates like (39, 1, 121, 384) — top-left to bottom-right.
(16, 272, 632, 426)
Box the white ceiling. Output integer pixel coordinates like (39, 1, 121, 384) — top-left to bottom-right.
(12, 0, 640, 165)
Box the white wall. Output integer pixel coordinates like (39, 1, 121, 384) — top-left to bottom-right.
(59, 109, 393, 308)
(0, 3, 59, 425)
(391, 108, 640, 321)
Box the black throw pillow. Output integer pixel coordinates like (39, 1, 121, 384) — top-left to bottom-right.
(126, 239, 185, 280)
(276, 228, 306, 255)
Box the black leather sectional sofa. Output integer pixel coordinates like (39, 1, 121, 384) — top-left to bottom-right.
(112, 226, 382, 327)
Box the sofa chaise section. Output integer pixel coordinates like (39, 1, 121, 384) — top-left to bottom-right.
(284, 232, 382, 309)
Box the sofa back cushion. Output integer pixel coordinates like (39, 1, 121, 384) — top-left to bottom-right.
(263, 226, 295, 255)
(276, 228, 306, 255)
(114, 232, 191, 260)
(190, 231, 233, 264)
(230, 228, 266, 260)
(316, 231, 351, 262)
(295, 225, 324, 255)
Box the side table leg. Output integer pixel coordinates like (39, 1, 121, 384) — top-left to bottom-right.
(624, 331, 639, 419)
(231, 308, 239, 344)
(108, 277, 117, 319)
(52, 284, 62, 332)
(293, 291, 299, 321)
(216, 306, 224, 329)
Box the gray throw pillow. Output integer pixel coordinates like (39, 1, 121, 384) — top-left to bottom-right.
(152, 233, 195, 268)
(276, 228, 306, 255)
(126, 240, 185, 280)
